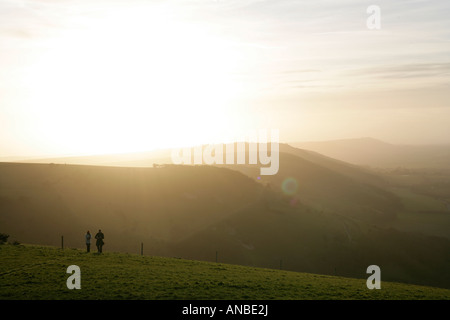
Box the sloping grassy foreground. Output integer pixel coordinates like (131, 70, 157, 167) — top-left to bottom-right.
(1, 244, 449, 300)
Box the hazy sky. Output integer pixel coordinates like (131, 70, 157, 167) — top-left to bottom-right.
(1, 0, 450, 157)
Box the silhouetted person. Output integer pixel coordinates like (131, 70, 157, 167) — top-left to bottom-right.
(95, 229, 104, 253)
(85, 231, 91, 253)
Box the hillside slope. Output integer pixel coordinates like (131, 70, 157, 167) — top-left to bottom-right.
(1, 244, 449, 300)
(0, 163, 261, 254)
(1, 158, 450, 289)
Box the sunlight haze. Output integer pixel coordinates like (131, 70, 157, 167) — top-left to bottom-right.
(1, 0, 449, 157)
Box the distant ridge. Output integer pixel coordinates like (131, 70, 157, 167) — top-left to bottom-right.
(290, 137, 450, 169)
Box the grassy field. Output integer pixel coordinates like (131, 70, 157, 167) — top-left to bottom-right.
(1, 244, 449, 300)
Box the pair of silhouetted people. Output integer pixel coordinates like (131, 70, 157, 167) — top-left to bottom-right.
(85, 229, 104, 253)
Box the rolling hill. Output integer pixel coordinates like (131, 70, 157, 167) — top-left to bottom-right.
(1, 158, 450, 289)
(0, 162, 262, 254)
(290, 138, 450, 169)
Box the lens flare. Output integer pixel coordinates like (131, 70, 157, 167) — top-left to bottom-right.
(281, 177, 298, 196)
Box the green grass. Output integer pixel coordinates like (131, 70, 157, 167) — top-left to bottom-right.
(1, 244, 449, 300)
(389, 187, 446, 212)
(387, 186, 450, 239)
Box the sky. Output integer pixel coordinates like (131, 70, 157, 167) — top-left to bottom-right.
(1, 0, 450, 157)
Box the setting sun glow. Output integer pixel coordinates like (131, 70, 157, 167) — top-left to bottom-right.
(1, 0, 449, 158)
(13, 4, 245, 155)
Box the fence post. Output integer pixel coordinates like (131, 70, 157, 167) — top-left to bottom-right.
(216, 251, 218, 263)
(61, 236, 64, 250)
(141, 242, 143, 256)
